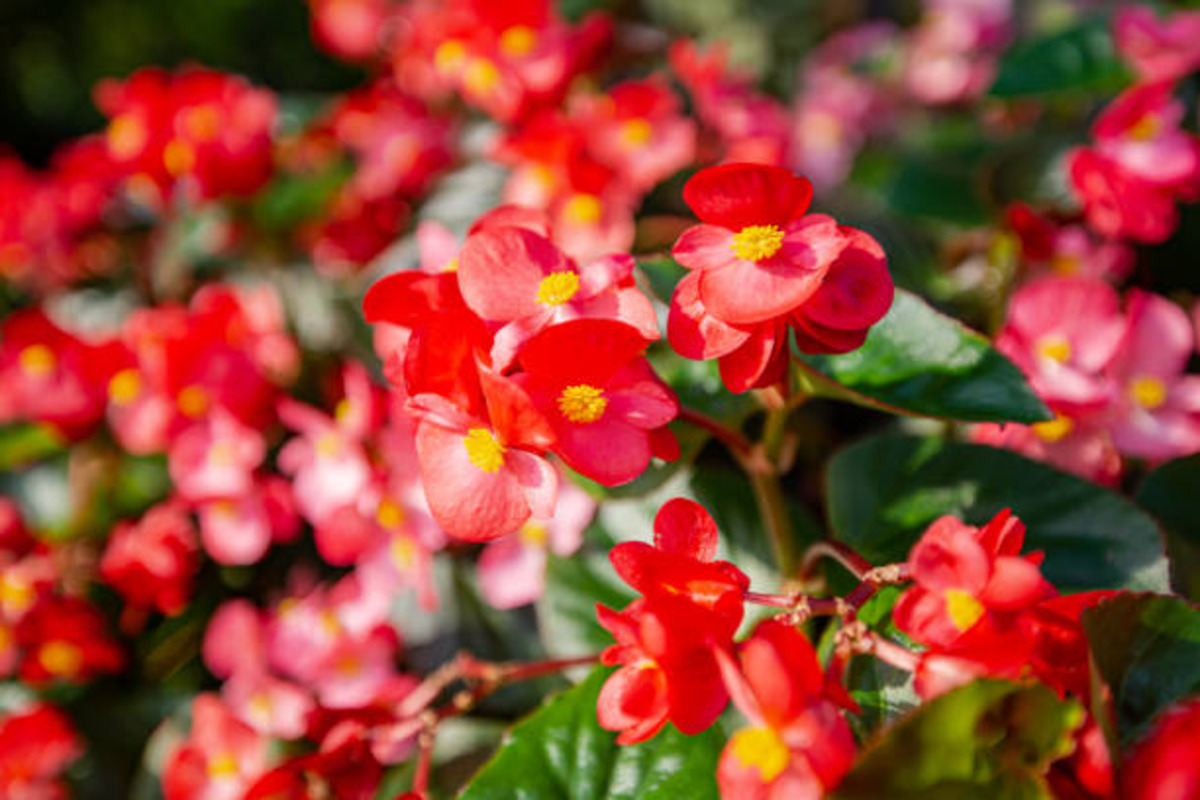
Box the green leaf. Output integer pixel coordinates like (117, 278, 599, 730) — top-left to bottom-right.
(990, 18, 1131, 97)
(461, 667, 723, 800)
(0, 423, 65, 470)
(826, 434, 1169, 593)
(795, 290, 1051, 424)
(1082, 593, 1200, 749)
(885, 154, 989, 227)
(1136, 454, 1200, 600)
(833, 680, 1082, 799)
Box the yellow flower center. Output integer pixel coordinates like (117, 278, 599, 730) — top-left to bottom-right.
(1032, 414, 1074, 443)
(1129, 376, 1167, 410)
(1036, 336, 1072, 364)
(730, 224, 785, 262)
(18, 345, 56, 377)
(39, 640, 83, 678)
(620, 118, 654, 148)
(1129, 115, 1160, 142)
(442, 255, 460, 273)
(499, 25, 538, 58)
(0, 576, 34, 615)
(520, 522, 549, 547)
(108, 368, 143, 406)
(557, 384, 607, 424)
(464, 428, 506, 473)
(464, 58, 501, 94)
(729, 726, 790, 783)
(1050, 254, 1080, 275)
(182, 104, 221, 141)
(945, 589, 985, 633)
(535, 271, 580, 306)
(434, 40, 468, 74)
(391, 536, 416, 570)
(315, 432, 342, 459)
(563, 193, 603, 225)
(177, 385, 210, 418)
(377, 498, 405, 530)
(162, 139, 197, 177)
(207, 753, 240, 778)
(107, 114, 147, 159)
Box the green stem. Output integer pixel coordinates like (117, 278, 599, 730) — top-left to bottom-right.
(747, 405, 796, 576)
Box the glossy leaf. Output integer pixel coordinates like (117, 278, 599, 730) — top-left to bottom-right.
(1136, 454, 1200, 600)
(795, 289, 1051, 424)
(990, 18, 1130, 97)
(1082, 593, 1200, 749)
(461, 667, 723, 800)
(833, 680, 1081, 799)
(826, 434, 1169, 593)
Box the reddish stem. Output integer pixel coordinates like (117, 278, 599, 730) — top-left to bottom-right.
(676, 406, 757, 462)
(865, 632, 920, 673)
(799, 540, 877, 582)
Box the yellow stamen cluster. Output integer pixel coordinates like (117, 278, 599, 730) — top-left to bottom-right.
(162, 140, 197, 176)
(620, 118, 653, 148)
(1032, 414, 1074, 443)
(729, 726, 790, 782)
(108, 368, 143, 406)
(1128, 115, 1160, 142)
(1036, 336, 1072, 364)
(563, 193, 603, 225)
(1129, 376, 1167, 410)
(39, 640, 83, 678)
(557, 384, 607, 424)
(945, 589, 985, 633)
(18, 345, 56, 377)
(377, 498, 405, 530)
(177, 385, 210, 417)
(464, 58, 501, 94)
(730, 224, 785, 262)
(464, 428, 506, 473)
(520, 522, 550, 547)
(499, 25, 538, 58)
(535, 271, 581, 306)
(207, 753, 240, 778)
(107, 114, 147, 159)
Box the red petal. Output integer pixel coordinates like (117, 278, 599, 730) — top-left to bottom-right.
(718, 322, 787, 393)
(798, 227, 893, 331)
(682, 163, 813, 229)
(653, 498, 718, 561)
(518, 318, 651, 385)
(554, 415, 652, 486)
(480, 369, 555, 452)
(667, 273, 752, 360)
(457, 227, 572, 322)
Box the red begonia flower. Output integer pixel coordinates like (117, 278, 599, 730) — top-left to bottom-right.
(515, 319, 677, 485)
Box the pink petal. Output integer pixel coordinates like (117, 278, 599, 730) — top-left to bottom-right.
(457, 227, 572, 322)
(672, 224, 739, 272)
(667, 272, 752, 360)
(478, 536, 549, 609)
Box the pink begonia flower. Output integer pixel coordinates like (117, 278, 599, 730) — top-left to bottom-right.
(904, 0, 1012, 105)
(1007, 204, 1134, 283)
(456, 225, 658, 371)
(1093, 82, 1200, 194)
(277, 397, 372, 526)
(0, 552, 55, 625)
(477, 476, 594, 609)
(355, 486, 441, 611)
(167, 411, 264, 502)
(1115, 6, 1200, 83)
(996, 276, 1125, 413)
(310, 625, 400, 710)
(1105, 291, 1200, 461)
(972, 419, 1122, 487)
(1067, 146, 1180, 244)
(203, 599, 267, 680)
(195, 483, 281, 566)
(162, 694, 270, 800)
(222, 671, 314, 739)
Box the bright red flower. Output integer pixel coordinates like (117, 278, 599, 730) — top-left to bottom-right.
(1122, 697, 1200, 800)
(894, 510, 1054, 697)
(243, 722, 382, 800)
(1067, 147, 1179, 244)
(1093, 82, 1200, 196)
(608, 498, 748, 634)
(162, 694, 270, 800)
(673, 163, 841, 325)
(16, 597, 124, 686)
(596, 595, 730, 745)
(514, 319, 678, 486)
(456, 225, 658, 370)
(309, 0, 394, 62)
(410, 370, 557, 541)
(99, 500, 199, 617)
(0, 704, 80, 800)
(1027, 590, 1117, 699)
(715, 620, 855, 800)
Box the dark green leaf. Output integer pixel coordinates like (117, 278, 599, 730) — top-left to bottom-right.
(990, 18, 1131, 97)
(796, 290, 1051, 424)
(1082, 593, 1200, 749)
(0, 423, 65, 469)
(885, 155, 988, 227)
(461, 667, 723, 800)
(834, 680, 1081, 799)
(1136, 454, 1200, 600)
(826, 434, 1169, 593)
